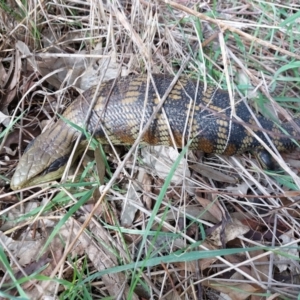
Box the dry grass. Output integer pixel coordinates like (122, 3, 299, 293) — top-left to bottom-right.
(1, 0, 300, 299)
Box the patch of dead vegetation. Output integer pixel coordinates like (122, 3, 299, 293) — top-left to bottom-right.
(1, 0, 300, 299)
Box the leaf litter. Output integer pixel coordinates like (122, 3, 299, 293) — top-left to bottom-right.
(1, 0, 300, 299)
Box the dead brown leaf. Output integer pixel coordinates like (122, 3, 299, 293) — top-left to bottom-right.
(202, 277, 262, 300)
(190, 163, 237, 183)
(142, 172, 153, 210)
(224, 254, 252, 277)
(0, 48, 21, 110)
(175, 241, 219, 272)
(209, 218, 250, 246)
(250, 249, 269, 282)
(195, 190, 224, 222)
